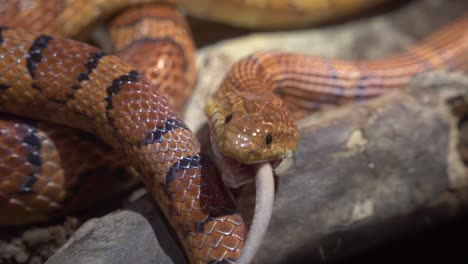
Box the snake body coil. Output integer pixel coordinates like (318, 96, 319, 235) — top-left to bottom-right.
(0, 0, 467, 263)
(207, 15, 468, 171)
(0, 17, 244, 264)
(0, 0, 387, 32)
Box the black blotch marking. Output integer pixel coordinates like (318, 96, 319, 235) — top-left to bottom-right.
(105, 70, 141, 127)
(266, 134, 273, 145)
(225, 114, 232, 124)
(138, 118, 188, 146)
(27, 35, 53, 90)
(164, 155, 202, 197)
(23, 131, 41, 148)
(0, 84, 10, 90)
(0, 26, 7, 44)
(194, 215, 213, 234)
(26, 152, 41, 167)
(17, 126, 42, 194)
(17, 173, 40, 194)
(72, 52, 103, 90)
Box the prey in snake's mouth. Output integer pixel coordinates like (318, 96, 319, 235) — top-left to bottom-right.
(209, 129, 286, 188)
(206, 91, 299, 188)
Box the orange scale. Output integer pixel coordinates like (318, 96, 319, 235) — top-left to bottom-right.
(231, 224, 247, 241)
(41, 182, 65, 200)
(224, 249, 242, 261)
(138, 111, 151, 123)
(209, 247, 229, 261)
(0, 165, 14, 177)
(195, 242, 213, 262)
(205, 230, 224, 247)
(220, 235, 241, 251)
(178, 176, 193, 190)
(6, 197, 27, 209)
(38, 144, 58, 158)
(165, 150, 177, 163)
(160, 131, 172, 142)
(30, 195, 53, 210)
(129, 101, 143, 112)
(7, 49, 25, 62)
(141, 101, 153, 112)
(40, 163, 63, 180)
(119, 103, 132, 113)
(167, 140, 179, 151)
(227, 215, 244, 227)
(46, 175, 65, 192)
(3, 134, 21, 148)
(47, 200, 61, 210)
(201, 219, 217, 234)
(5, 155, 29, 169)
(214, 221, 235, 236)
(171, 189, 187, 203)
(177, 197, 194, 213)
(189, 233, 207, 250)
(16, 144, 34, 158)
(0, 179, 22, 194)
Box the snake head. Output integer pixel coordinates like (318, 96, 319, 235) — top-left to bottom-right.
(206, 91, 299, 164)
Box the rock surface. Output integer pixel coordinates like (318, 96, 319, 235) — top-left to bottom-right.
(45, 210, 178, 264)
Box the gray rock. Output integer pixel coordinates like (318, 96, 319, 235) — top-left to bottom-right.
(46, 210, 180, 264)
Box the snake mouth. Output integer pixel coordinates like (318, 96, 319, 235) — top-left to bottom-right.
(210, 129, 282, 188)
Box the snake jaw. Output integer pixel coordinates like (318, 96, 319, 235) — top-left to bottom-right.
(210, 128, 283, 188)
(206, 80, 299, 188)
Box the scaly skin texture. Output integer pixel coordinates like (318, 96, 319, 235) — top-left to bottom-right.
(0, 26, 245, 263)
(0, 4, 241, 264)
(0, 0, 387, 32)
(109, 5, 196, 113)
(0, 4, 197, 226)
(0, 0, 466, 263)
(0, 114, 140, 225)
(207, 14, 468, 164)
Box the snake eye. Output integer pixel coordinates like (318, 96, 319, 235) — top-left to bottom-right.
(266, 134, 273, 145)
(225, 114, 232, 124)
